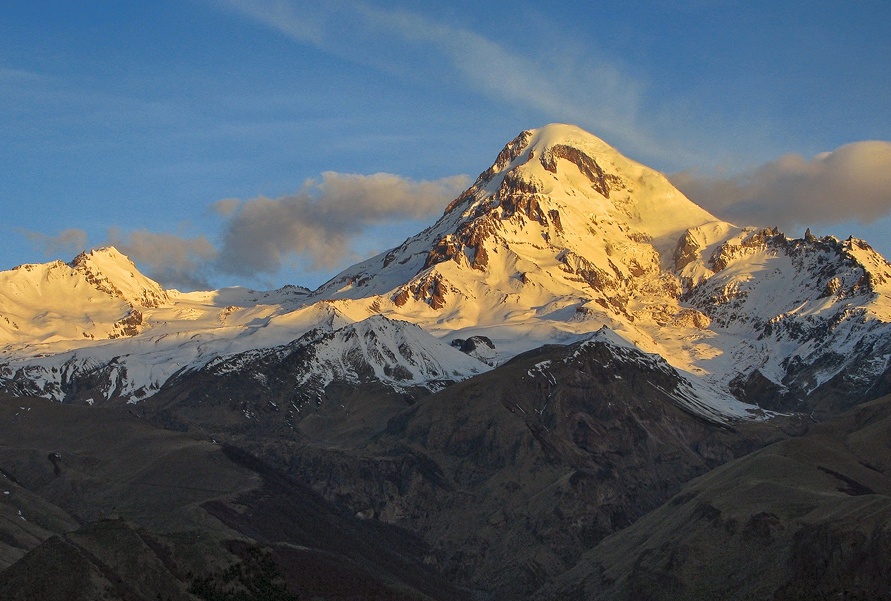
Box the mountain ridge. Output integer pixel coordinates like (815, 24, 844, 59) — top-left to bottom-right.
(4, 123, 891, 600)
(1, 123, 891, 419)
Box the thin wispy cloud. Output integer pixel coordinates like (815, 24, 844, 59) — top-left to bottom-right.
(218, 0, 679, 164)
(219, 0, 329, 46)
(0, 67, 46, 83)
(671, 141, 891, 229)
(355, 5, 653, 152)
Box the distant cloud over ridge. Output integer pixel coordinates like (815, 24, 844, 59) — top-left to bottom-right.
(108, 229, 219, 291)
(671, 141, 891, 229)
(22, 171, 467, 290)
(215, 171, 469, 276)
(21, 228, 89, 259)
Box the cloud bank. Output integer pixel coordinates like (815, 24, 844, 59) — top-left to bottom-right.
(108, 229, 219, 291)
(216, 171, 469, 276)
(21, 228, 89, 258)
(25, 171, 468, 290)
(671, 141, 891, 229)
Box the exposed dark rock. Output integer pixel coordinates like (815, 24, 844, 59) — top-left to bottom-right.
(247, 339, 788, 600)
(673, 229, 701, 271)
(450, 336, 497, 366)
(110, 309, 142, 338)
(475, 129, 534, 186)
(532, 395, 891, 601)
(540, 144, 620, 198)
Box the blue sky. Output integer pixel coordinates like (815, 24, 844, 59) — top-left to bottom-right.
(2, 0, 890, 290)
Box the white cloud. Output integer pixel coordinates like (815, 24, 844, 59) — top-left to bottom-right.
(671, 141, 891, 228)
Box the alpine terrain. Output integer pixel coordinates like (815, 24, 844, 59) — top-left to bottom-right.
(2, 124, 891, 600)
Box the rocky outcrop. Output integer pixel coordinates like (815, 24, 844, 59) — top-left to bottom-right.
(478, 129, 534, 185)
(540, 144, 622, 198)
(673, 229, 701, 271)
(450, 335, 497, 365)
(534, 395, 891, 601)
(110, 309, 143, 338)
(394, 273, 457, 310)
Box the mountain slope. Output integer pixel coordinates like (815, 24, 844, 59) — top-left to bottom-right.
(682, 230, 891, 414)
(0, 247, 166, 344)
(307, 124, 891, 414)
(0, 280, 331, 404)
(245, 333, 795, 600)
(148, 314, 489, 443)
(4, 123, 891, 599)
(535, 393, 891, 601)
(0, 394, 468, 601)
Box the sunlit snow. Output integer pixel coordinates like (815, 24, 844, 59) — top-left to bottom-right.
(3, 125, 891, 422)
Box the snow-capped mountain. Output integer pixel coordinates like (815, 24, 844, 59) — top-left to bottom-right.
(0, 246, 490, 405)
(311, 124, 724, 354)
(194, 313, 488, 402)
(2, 123, 891, 418)
(0, 247, 167, 343)
(682, 228, 891, 411)
(149, 315, 489, 435)
(309, 123, 891, 413)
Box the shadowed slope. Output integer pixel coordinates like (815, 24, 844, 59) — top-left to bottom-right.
(0, 395, 468, 600)
(535, 394, 891, 600)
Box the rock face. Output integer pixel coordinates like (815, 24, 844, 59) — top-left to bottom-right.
(149, 315, 488, 441)
(450, 335, 497, 365)
(238, 334, 792, 600)
(533, 394, 891, 601)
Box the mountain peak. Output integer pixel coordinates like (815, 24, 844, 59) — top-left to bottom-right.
(300, 125, 741, 368)
(0, 246, 169, 345)
(473, 124, 621, 183)
(69, 246, 168, 309)
(452, 124, 620, 205)
(3, 124, 891, 427)
(443, 124, 720, 243)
